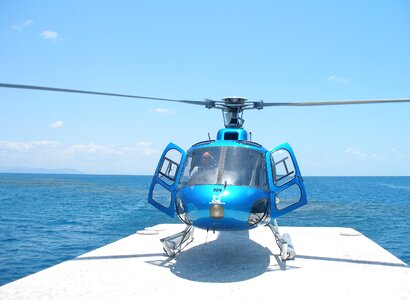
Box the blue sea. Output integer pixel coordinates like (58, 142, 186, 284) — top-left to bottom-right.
(0, 174, 409, 286)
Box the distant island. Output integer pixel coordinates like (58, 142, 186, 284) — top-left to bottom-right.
(0, 167, 84, 175)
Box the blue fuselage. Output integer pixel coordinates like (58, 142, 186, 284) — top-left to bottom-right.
(176, 184, 270, 230)
(174, 137, 271, 230)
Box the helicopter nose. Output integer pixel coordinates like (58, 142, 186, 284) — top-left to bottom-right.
(177, 185, 270, 230)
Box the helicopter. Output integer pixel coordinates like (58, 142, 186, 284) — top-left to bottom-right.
(1, 83, 410, 261)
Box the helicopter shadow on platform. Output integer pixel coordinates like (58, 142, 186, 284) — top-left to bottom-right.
(146, 230, 299, 283)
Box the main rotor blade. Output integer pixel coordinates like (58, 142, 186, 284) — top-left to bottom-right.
(0, 83, 205, 106)
(262, 98, 410, 107)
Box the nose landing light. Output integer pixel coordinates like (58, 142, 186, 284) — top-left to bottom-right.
(209, 203, 224, 219)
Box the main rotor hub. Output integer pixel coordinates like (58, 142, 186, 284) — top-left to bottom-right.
(222, 97, 247, 105)
(206, 96, 263, 128)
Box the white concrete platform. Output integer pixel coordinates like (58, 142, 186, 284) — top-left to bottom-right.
(1, 224, 409, 300)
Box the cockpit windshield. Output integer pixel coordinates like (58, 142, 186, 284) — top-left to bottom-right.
(179, 146, 268, 189)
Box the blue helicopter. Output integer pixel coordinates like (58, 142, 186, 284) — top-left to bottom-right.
(148, 97, 307, 259)
(1, 83, 410, 260)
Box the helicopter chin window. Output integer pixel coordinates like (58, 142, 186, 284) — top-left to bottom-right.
(176, 197, 191, 225)
(248, 198, 268, 226)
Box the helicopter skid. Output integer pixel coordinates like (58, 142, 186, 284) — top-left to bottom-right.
(160, 225, 194, 257)
(267, 220, 296, 261)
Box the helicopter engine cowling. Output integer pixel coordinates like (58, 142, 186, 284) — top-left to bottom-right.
(176, 185, 270, 231)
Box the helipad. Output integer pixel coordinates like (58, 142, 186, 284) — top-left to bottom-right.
(1, 224, 409, 299)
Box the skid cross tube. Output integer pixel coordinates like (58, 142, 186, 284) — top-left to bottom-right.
(160, 226, 195, 257)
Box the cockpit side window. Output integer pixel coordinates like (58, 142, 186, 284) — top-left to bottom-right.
(179, 146, 268, 190)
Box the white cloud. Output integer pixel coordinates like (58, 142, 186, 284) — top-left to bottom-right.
(135, 142, 152, 147)
(133, 142, 160, 155)
(51, 121, 64, 128)
(0, 140, 158, 157)
(0, 140, 59, 152)
(149, 108, 174, 114)
(344, 147, 390, 162)
(64, 143, 121, 156)
(344, 147, 366, 158)
(61, 141, 160, 157)
(0, 140, 161, 174)
(41, 30, 59, 41)
(326, 75, 350, 83)
(12, 19, 33, 31)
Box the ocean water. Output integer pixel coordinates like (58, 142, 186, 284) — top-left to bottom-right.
(0, 174, 409, 286)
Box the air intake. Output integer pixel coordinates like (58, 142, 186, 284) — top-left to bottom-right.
(216, 128, 248, 141)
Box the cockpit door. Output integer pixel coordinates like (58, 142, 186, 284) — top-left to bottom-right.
(148, 143, 186, 217)
(266, 143, 307, 218)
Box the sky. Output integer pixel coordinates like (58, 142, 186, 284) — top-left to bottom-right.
(0, 1, 409, 175)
